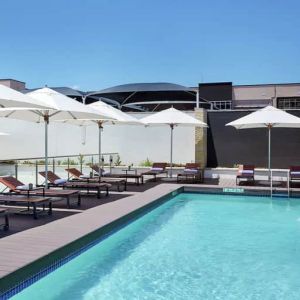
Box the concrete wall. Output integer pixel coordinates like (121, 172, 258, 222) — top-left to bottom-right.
(0, 80, 25, 91)
(0, 112, 196, 165)
(233, 84, 300, 101)
(207, 110, 300, 168)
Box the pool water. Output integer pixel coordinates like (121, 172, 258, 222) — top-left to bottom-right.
(11, 193, 300, 299)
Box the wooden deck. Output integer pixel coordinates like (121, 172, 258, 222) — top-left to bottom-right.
(0, 184, 182, 284)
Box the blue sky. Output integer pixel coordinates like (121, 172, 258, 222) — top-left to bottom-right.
(0, 0, 300, 91)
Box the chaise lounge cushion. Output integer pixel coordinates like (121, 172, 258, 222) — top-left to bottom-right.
(54, 178, 67, 185)
(79, 174, 90, 179)
(184, 169, 199, 174)
(290, 171, 300, 175)
(151, 167, 164, 171)
(16, 185, 30, 190)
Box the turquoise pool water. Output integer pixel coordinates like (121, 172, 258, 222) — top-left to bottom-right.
(11, 193, 300, 299)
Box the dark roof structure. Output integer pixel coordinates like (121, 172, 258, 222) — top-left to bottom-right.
(86, 82, 197, 111)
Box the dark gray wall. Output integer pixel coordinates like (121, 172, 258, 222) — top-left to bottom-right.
(207, 110, 300, 168)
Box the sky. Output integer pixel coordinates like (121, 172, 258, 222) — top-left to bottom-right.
(0, 0, 300, 91)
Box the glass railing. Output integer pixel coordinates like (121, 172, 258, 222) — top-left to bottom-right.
(0, 152, 119, 188)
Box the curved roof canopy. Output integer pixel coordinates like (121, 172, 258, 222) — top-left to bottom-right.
(86, 82, 197, 112)
(93, 82, 193, 94)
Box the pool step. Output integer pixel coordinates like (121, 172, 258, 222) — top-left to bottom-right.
(271, 193, 289, 198)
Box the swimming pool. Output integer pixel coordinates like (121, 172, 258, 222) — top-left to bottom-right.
(10, 193, 300, 299)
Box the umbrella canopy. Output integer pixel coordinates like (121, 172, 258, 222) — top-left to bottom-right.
(141, 107, 206, 127)
(226, 105, 300, 175)
(60, 100, 143, 173)
(226, 106, 300, 129)
(61, 100, 141, 126)
(141, 107, 207, 177)
(0, 84, 51, 109)
(0, 88, 111, 122)
(0, 88, 113, 187)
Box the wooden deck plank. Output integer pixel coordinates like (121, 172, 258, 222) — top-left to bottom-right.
(0, 184, 181, 280)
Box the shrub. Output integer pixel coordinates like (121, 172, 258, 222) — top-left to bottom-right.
(115, 155, 122, 166)
(140, 158, 153, 167)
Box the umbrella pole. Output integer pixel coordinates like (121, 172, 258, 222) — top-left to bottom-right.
(44, 116, 49, 189)
(268, 125, 272, 180)
(170, 124, 174, 177)
(98, 122, 103, 181)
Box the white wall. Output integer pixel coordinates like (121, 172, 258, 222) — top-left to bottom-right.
(0, 112, 196, 165)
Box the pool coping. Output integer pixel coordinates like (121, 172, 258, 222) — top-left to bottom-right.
(1, 183, 299, 298)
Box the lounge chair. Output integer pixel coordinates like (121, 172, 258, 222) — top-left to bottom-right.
(90, 164, 144, 186)
(89, 165, 110, 176)
(0, 176, 81, 208)
(39, 171, 111, 198)
(289, 166, 300, 185)
(236, 165, 255, 185)
(0, 194, 52, 219)
(65, 168, 126, 192)
(177, 163, 203, 183)
(141, 163, 168, 181)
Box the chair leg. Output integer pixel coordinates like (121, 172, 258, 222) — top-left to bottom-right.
(48, 201, 53, 216)
(4, 214, 9, 230)
(78, 193, 81, 206)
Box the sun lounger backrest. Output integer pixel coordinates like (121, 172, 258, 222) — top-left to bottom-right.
(0, 176, 24, 190)
(290, 166, 300, 172)
(39, 171, 61, 183)
(65, 168, 83, 179)
(238, 165, 254, 172)
(243, 165, 255, 171)
(185, 163, 200, 170)
(90, 165, 100, 173)
(152, 163, 167, 170)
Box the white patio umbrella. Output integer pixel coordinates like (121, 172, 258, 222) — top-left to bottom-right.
(226, 105, 300, 175)
(141, 107, 207, 177)
(60, 100, 142, 173)
(0, 84, 51, 109)
(0, 88, 113, 187)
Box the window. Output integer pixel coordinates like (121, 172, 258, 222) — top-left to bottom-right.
(210, 101, 232, 110)
(277, 97, 300, 110)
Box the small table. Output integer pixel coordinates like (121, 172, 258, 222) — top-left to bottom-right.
(122, 168, 138, 175)
(15, 186, 45, 197)
(110, 169, 143, 186)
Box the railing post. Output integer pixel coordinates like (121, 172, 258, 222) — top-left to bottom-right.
(35, 160, 38, 186)
(80, 157, 83, 173)
(270, 169, 273, 197)
(110, 155, 113, 174)
(287, 170, 290, 198)
(15, 162, 18, 179)
(53, 158, 55, 174)
(67, 157, 70, 180)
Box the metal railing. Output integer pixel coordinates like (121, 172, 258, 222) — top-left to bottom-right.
(270, 169, 290, 198)
(0, 152, 119, 186)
